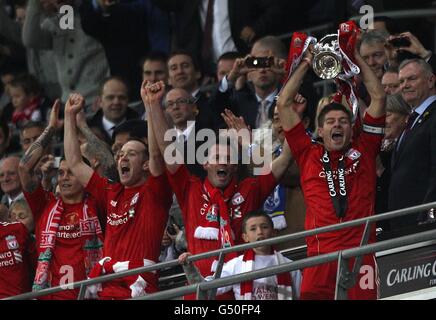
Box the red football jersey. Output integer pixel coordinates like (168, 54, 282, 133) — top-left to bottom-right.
(85, 172, 172, 299)
(284, 114, 385, 256)
(24, 186, 104, 300)
(167, 165, 277, 277)
(0, 222, 34, 298)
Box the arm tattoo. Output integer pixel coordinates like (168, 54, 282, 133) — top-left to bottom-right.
(20, 126, 55, 166)
(79, 125, 118, 180)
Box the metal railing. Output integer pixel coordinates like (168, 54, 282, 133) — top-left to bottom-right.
(136, 228, 436, 300)
(5, 200, 436, 300)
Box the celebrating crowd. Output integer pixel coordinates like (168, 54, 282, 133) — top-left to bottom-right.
(0, 0, 435, 300)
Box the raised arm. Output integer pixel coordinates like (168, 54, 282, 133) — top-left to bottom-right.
(140, 80, 165, 177)
(354, 47, 386, 118)
(63, 94, 94, 187)
(276, 54, 312, 131)
(76, 110, 118, 181)
(144, 81, 182, 174)
(271, 140, 294, 181)
(18, 100, 61, 192)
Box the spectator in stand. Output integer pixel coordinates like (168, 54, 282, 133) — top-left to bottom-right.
(0, 0, 62, 101)
(154, 0, 284, 76)
(87, 77, 139, 146)
(18, 101, 105, 300)
(0, 121, 22, 158)
(167, 50, 217, 130)
(388, 59, 436, 230)
(146, 80, 293, 299)
(9, 197, 34, 233)
(0, 156, 24, 207)
(19, 120, 45, 152)
(359, 30, 389, 80)
(179, 210, 302, 300)
(142, 51, 169, 85)
(0, 66, 24, 113)
(372, 16, 400, 35)
(8, 73, 51, 128)
(132, 51, 169, 119)
(22, 0, 110, 106)
(213, 36, 287, 130)
(79, 0, 171, 101)
(375, 94, 410, 221)
(386, 32, 435, 71)
(216, 51, 241, 82)
(381, 66, 401, 95)
(277, 42, 386, 299)
(64, 91, 172, 299)
(164, 87, 206, 178)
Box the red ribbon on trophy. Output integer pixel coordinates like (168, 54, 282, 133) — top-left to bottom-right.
(334, 21, 361, 124)
(282, 32, 317, 85)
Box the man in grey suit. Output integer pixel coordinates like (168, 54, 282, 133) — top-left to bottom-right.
(388, 58, 436, 231)
(0, 156, 24, 207)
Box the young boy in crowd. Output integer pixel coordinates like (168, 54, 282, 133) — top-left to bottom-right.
(8, 73, 50, 128)
(178, 210, 302, 300)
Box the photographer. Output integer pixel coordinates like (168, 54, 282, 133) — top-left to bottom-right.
(385, 31, 435, 71)
(211, 36, 287, 130)
(159, 215, 186, 263)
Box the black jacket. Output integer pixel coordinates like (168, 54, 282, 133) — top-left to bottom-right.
(388, 99, 436, 230)
(153, 0, 284, 60)
(87, 107, 140, 146)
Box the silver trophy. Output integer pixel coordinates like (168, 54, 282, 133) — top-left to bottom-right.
(312, 34, 343, 80)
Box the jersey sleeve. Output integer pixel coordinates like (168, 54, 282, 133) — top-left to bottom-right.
(147, 173, 173, 209)
(358, 113, 386, 157)
(23, 185, 52, 222)
(249, 172, 278, 206)
(284, 122, 313, 167)
(166, 165, 192, 213)
(85, 171, 109, 211)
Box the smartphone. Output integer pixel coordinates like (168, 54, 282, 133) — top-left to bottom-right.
(53, 157, 62, 169)
(389, 37, 411, 48)
(245, 56, 274, 68)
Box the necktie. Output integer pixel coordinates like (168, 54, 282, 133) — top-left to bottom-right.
(201, 0, 214, 62)
(257, 100, 269, 128)
(397, 111, 419, 150)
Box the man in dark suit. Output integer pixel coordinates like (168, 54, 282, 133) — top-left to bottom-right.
(388, 58, 436, 231)
(163, 87, 206, 179)
(167, 51, 218, 131)
(211, 36, 286, 130)
(87, 77, 139, 146)
(153, 0, 284, 75)
(80, 0, 171, 101)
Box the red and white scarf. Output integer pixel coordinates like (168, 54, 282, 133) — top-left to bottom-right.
(239, 249, 293, 300)
(32, 198, 103, 292)
(194, 177, 238, 249)
(12, 96, 42, 125)
(85, 257, 156, 299)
